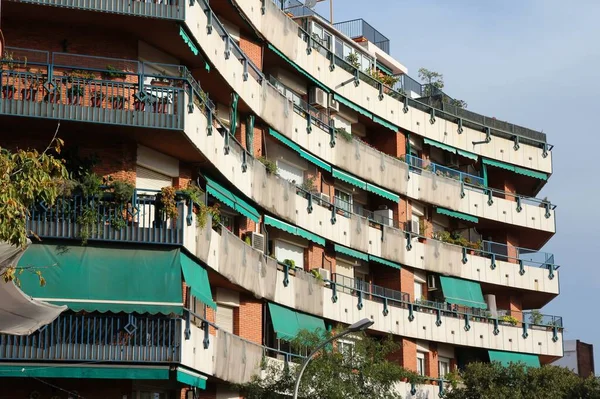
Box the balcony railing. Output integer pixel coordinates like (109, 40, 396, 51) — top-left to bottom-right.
(333, 19, 390, 54)
(1, 48, 186, 130)
(404, 154, 485, 187)
(27, 188, 190, 245)
(0, 312, 181, 363)
(10, 0, 184, 20)
(481, 240, 555, 268)
(330, 273, 563, 328)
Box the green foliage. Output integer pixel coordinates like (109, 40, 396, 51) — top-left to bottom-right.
(159, 186, 179, 222)
(67, 84, 85, 97)
(77, 203, 99, 245)
(301, 176, 317, 193)
(500, 315, 519, 326)
(0, 133, 68, 249)
(448, 98, 468, 109)
(418, 67, 444, 96)
(283, 259, 296, 269)
(345, 52, 360, 69)
(529, 310, 544, 325)
(258, 156, 278, 174)
(434, 231, 481, 250)
(102, 64, 126, 79)
(109, 179, 134, 204)
(443, 362, 600, 399)
(238, 330, 422, 399)
(365, 67, 400, 87)
(78, 171, 103, 198)
(335, 127, 353, 142)
(310, 268, 323, 281)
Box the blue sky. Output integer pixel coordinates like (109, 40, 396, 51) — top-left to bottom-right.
(313, 0, 600, 366)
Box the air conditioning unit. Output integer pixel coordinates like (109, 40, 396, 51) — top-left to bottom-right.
(328, 96, 340, 113)
(316, 192, 330, 207)
(309, 87, 328, 109)
(251, 232, 265, 254)
(374, 209, 393, 226)
(427, 275, 438, 290)
(410, 220, 421, 235)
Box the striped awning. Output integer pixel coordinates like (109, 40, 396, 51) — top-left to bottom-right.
(205, 176, 260, 222)
(264, 215, 325, 246)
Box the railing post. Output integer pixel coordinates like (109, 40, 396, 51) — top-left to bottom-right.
(548, 263, 555, 280)
(430, 108, 436, 124)
(331, 206, 337, 225)
(458, 118, 464, 134)
(283, 264, 290, 287)
(544, 202, 551, 219)
(201, 321, 210, 349)
(410, 383, 417, 396)
(329, 122, 336, 147)
(493, 319, 500, 335)
(243, 59, 249, 82)
(460, 181, 465, 198)
(224, 130, 230, 154)
(403, 95, 409, 113)
(186, 199, 193, 226)
(486, 189, 494, 206)
(552, 326, 559, 342)
(435, 309, 442, 326)
(462, 247, 468, 264)
(405, 232, 412, 251)
(306, 33, 313, 55)
(306, 113, 312, 134)
(516, 197, 522, 212)
(519, 260, 525, 276)
(490, 253, 496, 270)
(261, 0, 266, 14)
(185, 311, 191, 340)
(307, 193, 313, 214)
(542, 143, 549, 158)
(357, 290, 363, 310)
(383, 298, 389, 316)
(241, 151, 248, 172)
(331, 281, 338, 303)
(485, 127, 491, 143)
(224, 36, 231, 60)
(206, 11, 213, 34)
(522, 322, 529, 339)
(328, 52, 335, 71)
(207, 107, 213, 136)
(464, 314, 471, 331)
(408, 303, 415, 322)
(378, 83, 384, 100)
(513, 135, 520, 151)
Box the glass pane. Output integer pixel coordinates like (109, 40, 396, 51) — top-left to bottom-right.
(335, 38, 343, 58)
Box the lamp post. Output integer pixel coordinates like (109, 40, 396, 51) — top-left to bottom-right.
(292, 318, 374, 399)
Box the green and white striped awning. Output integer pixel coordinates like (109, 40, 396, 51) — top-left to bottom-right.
(269, 128, 331, 172)
(332, 168, 367, 189)
(264, 215, 325, 246)
(334, 244, 369, 262)
(268, 44, 329, 93)
(205, 176, 260, 222)
(482, 158, 548, 181)
(436, 207, 479, 224)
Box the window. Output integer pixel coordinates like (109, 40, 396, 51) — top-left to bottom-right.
(438, 357, 451, 378)
(274, 240, 305, 270)
(414, 281, 423, 302)
(338, 339, 355, 357)
(334, 188, 352, 215)
(220, 213, 235, 232)
(417, 352, 426, 376)
(216, 304, 235, 333)
(277, 160, 304, 185)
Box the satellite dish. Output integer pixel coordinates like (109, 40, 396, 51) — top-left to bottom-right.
(305, 0, 318, 8)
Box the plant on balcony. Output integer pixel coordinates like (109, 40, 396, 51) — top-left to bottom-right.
(529, 309, 544, 325)
(345, 52, 360, 69)
(310, 268, 324, 282)
(365, 67, 400, 88)
(90, 90, 105, 107)
(301, 176, 317, 193)
(335, 127, 353, 143)
(499, 315, 519, 326)
(66, 84, 85, 105)
(159, 186, 179, 222)
(1, 84, 15, 99)
(21, 76, 41, 101)
(110, 180, 135, 204)
(64, 69, 95, 82)
(78, 172, 104, 198)
(434, 231, 482, 251)
(258, 156, 278, 175)
(282, 259, 296, 269)
(1, 51, 26, 72)
(43, 87, 61, 103)
(78, 204, 99, 245)
(102, 64, 126, 80)
(109, 95, 128, 110)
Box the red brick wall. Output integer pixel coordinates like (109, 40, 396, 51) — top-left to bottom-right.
(400, 337, 417, 372)
(401, 266, 415, 302)
(367, 130, 406, 158)
(174, 163, 192, 189)
(577, 340, 595, 378)
(425, 343, 439, 379)
(238, 217, 257, 241)
(372, 266, 401, 292)
(239, 35, 263, 70)
(234, 295, 263, 345)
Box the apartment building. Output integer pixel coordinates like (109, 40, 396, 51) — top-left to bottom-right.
(0, 0, 562, 397)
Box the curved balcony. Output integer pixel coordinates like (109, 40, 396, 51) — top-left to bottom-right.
(225, 0, 553, 173)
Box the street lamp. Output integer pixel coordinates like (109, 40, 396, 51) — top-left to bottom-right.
(292, 318, 374, 399)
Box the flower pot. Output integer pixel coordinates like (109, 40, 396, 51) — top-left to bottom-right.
(91, 97, 104, 108)
(67, 94, 82, 105)
(21, 88, 38, 101)
(112, 98, 125, 109)
(44, 92, 60, 103)
(133, 100, 145, 111)
(2, 86, 15, 99)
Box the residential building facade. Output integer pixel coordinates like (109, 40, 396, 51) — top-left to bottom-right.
(553, 340, 595, 378)
(0, 0, 562, 397)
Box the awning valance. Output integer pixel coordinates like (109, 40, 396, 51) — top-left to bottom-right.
(436, 207, 479, 223)
(268, 44, 329, 93)
(18, 244, 185, 315)
(332, 168, 367, 190)
(269, 128, 332, 172)
(366, 183, 400, 202)
(457, 148, 478, 161)
(0, 365, 169, 379)
(176, 367, 208, 389)
(268, 303, 325, 341)
(205, 176, 260, 222)
(372, 115, 398, 132)
(333, 93, 373, 118)
(369, 255, 402, 270)
(439, 276, 487, 309)
(334, 244, 369, 262)
(482, 159, 548, 181)
(264, 216, 325, 246)
(180, 253, 217, 309)
(423, 138, 457, 154)
(488, 350, 540, 368)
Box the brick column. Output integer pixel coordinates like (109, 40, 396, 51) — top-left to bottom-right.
(401, 266, 415, 302)
(239, 35, 263, 70)
(174, 163, 192, 189)
(425, 343, 439, 379)
(400, 337, 417, 372)
(234, 295, 263, 345)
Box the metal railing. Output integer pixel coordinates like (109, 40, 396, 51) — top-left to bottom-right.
(522, 311, 563, 328)
(0, 312, 181, 362)
(1, 48, 187, 130)
(333, 18, 390, 54)
(27, 188, 190, 245)
(404, 154, 485, 186)
(10, 0, 184, 20)
(482, 241, 555, 268)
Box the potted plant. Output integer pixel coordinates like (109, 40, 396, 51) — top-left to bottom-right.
(109, 95, 127, 110)
(499, 315, 519, 326)
(43, 87, 61, 103)
(283, 259, 296, 269)
(152, 96, 169, 113)
(133, 95, 146, 111)
(90, 90, 105, 107)
(101, 64, 126, 80)
(1, 84, 15, 99)
(21, 76, 40, 101)
(66, 84, 85, 105)
(258, 156, 278, 175)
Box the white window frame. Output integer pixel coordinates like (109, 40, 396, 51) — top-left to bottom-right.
(276, 159, 305, 185)
(414, 281, 423, 302)
(417, 352, 426, 376)
(438, 357, 451, 378)
(334, 187, 352, 214)
(338, 338, 355, 357)
(274, 239, 305, 270)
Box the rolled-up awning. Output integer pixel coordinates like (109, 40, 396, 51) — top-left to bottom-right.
(17, 243, 186, 315)
(423, 138, 457, 154)
(334, 244, 369, 262)
(180, 252, 217, 309)
(269, 128, 332, 172)
(488, 350, 540, 368)
(264, 215, 325, 246)
(0, 364, 170, 379)
(268, 303, 325, 341)
(439, 276, 487, 309)
(436, 207, 479, 223)
(483, 158, 548, 181)
(332, 168, 367, 190)
(205, 176, 260, 222)
(0, 240, 65, 335)
(176, 367, 208, 389)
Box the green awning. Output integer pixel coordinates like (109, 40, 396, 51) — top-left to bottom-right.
(457, 148, 478, 161)
(514, 166, 548, 181)
(372, 115, 398, 132)
(0, 365, 169, 379)
(176, 367, 208, 389)
(369, 255, 402, 269)
(334, 244, 369, 262)
(436, 207, 479, 224)
(205, 176, 260, 222)
(268, 303, 325, 341)
(332, 168, 367, 189)
(482, 158, 515, 172)
(439, 276, 487, 309)
(376, 61, 393, 76)
(488, 350, 540, 368)
(269, 128, 331, 172)
(230, 92, 239, 134)
(423, 138, 457, 154)
(366, 183, 400, 202)
(180, 253, 217, 309)
(268, 44, 329, 93)
(333, 93, 373, 118)
(18, 244, 183, 314)
(179, 26, 199, 56)
(264, 216, 325, 245)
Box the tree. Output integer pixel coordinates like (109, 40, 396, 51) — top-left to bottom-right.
(0, 124, 68, 283)
(444, 362, 600, 399)
(238, 330, 422, 399)
(418, 68, 468, 108)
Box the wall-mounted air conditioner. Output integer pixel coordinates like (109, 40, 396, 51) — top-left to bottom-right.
(427, 274, 438, 290)
(410, 220, 421, 235)
(251, 232, 265, 254)
(309, 87, 328, 109)
(329, 96, 340, 113)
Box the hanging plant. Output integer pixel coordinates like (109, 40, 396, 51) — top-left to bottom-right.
(110, 180, 135, 204)
(258, 156, 278, 174)
(335, 127, 353, 142)
(160, 186, 179, 221)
